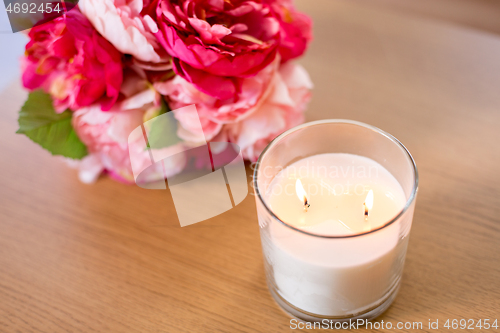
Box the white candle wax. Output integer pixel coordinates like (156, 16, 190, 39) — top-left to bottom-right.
(263, 153, 407, 316)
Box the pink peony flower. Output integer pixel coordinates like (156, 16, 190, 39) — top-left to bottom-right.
(78, 0, 166, 63)
(150, 0, 282, 100)
(218, 61, 313, 161)
(154, 59, 278, 141)
(22, 8, 123, 112)
(268, 0, 313, 62)
(71, 87, 186, 183)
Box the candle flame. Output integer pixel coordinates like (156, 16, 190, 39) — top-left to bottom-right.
(296, 179, 310, 211)
(364, 189, 374, 217)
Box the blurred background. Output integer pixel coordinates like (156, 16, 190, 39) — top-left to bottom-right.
(1, 0, 499, 331)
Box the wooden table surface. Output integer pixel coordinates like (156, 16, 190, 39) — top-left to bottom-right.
(1, 1, 500, 332)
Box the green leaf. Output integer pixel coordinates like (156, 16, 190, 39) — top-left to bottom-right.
(146, 99, 182, 149)
(17, 90, 88, 159)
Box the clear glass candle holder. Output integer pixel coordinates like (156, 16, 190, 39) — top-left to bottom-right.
(253, 120, 418, 322)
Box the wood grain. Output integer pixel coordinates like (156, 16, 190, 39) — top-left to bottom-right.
(1, 1, 499, 332)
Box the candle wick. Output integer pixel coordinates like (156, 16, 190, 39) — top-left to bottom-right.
(364, 203, 369, 220)
(304, 201, 310, 212)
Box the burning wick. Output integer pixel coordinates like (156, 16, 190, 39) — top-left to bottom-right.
(296, 179, 310, 212)
(364, 189, 374, 220)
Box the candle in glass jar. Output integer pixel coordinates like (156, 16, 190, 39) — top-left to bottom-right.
(263, 153, 406, 316)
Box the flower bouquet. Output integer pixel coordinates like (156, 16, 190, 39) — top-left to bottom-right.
(17, 0, 312, 184)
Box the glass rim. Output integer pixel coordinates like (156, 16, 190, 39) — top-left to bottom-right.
(253, 119, 419, 239)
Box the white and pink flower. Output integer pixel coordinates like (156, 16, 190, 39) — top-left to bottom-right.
(218, 61, 313, 161)
(71, 87, 186, 183)
(156, 60, 312, 161)
(20, 0, 313, 184)
(78, 0, 165, 63)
